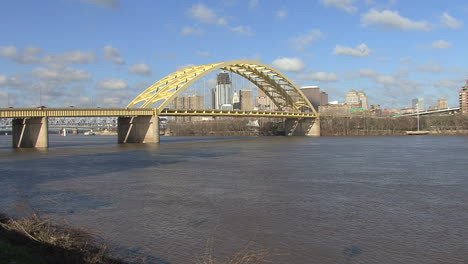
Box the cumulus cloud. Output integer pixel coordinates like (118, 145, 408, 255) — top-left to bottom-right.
(376, 74, 398, 85)
(42, 50, 96, 64)
(30, 65, 92, 84)
(0, 46, 42, 63)
(320, 0, 358, 13)
(276, 8, 287, 19)
(176, 64, 195, 71)
(0, 74, 23, 87)
(181, 26, 204, 36)
(290, 30, 324, 51)
(231, 26, 254, 36)
(196, 51, 210, 57)
(129, 63, 152, 76)
(97, 79, 128, 90)
(104, 45, 125, 64)
(248, 0, 259, 9)
(334, 43, 372, 57)
(400, 56, 412, 64)
(0, 46, 17, 58)
(362, 9, 431, 31)
(357, 69, 377, 78)
(441, 12, 463, 29)
(80, 0, 119, 8)
(430, 40, 452, 49)
(417, 63, 444, 72)
(298, 71, 339, 82)
(272, 57, 305, 72)
(187, 4, 226, 25)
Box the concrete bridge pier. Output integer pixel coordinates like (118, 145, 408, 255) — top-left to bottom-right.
(285, 118, 320, 137)
(117, 116, 160, 144)
(12, 117, 49, 148)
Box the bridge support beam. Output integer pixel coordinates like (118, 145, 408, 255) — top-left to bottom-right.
(12, 117, 49, 148)
(117, 116, 159, 144)
(285, 118, 320, 137)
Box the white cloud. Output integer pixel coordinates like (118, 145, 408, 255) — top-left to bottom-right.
(31, 65, 92, 84)
(129, 63, 152, 76)
(376, 75, 398, 85)
(362, 9, 431, 31)
(320, 0, 358, 13)
(276, 8, 287, 19)
(42, 50, 96, 64)
(176, 64, 195, 71)
(0, 46, 17, 57)
(231, 26, 254, 35)
(334, 43, 372, 57)
(290, 30, 324, 51)
(430, 40, 452, 49)
(417, 63, 444, 72)
(298, 71, 339, 82)
(357, 69, 377, 77)
(249, 0, 259, 9)
(181, 26, 204, 36)
(196, 51, 210, 57)
(272, 57, 305, 73)
(0, 74, 23, 87)
(187, 4, 226, 25)
(441, 12, 463, 29)
(400, 56, 412, 64)
(97, 79, 128, 90)
(104, 45, 125, 64)
(80, 0, 119, 8)
(0, 46, 42, 63)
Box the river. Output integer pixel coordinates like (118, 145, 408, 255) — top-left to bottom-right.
(0, 135, 466, 263)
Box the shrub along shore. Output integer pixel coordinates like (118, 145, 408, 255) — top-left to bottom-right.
(0, 213, 270, 264)
(164, 115, 468, 137)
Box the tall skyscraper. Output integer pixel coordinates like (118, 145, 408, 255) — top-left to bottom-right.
(412, 98, 425, 111)
(345, 89, 368, 110)
(436, 98, 448, 110)
(460, 80, 468, 115)
(212, 71, 233, 110)
(232, 91, 240, 110)
(240, 90, 254, 111)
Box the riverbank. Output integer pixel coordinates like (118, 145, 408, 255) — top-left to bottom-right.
(165, 115, 468, 137)
(0, 213, 270, 264)
(0, 213, 128, 264)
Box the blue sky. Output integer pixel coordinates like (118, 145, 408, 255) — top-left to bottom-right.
(1, 0, 467, 109)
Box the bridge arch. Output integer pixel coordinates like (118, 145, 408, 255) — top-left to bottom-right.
(127, 60, 317, 114)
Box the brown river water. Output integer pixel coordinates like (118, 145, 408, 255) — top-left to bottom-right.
(0, 135, 466, 263)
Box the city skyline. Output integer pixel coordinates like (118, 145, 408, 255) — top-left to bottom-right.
(0, 0, 467, 109)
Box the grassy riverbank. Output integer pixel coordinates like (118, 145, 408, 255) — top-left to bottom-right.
(0, 213, 127, 264)
(0, 213, 270, 264)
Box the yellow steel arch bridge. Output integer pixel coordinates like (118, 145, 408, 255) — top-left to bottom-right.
(127, 60, 317, 116)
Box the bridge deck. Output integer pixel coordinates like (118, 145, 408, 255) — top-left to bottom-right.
(0, 108, 317, 119)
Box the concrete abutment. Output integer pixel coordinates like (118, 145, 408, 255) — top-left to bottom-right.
(12, 117, 49, 148)
(285, 118, 320, 137)
(117, 116, 160, 144)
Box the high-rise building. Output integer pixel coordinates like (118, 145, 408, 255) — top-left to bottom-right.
(256, 88, 275, 111)
(233, 91, 240, 110)
(212, 71, 232, 110)
(460, 80, 468, 115)
(412, 98, 425, 112)
(320, 91, 328, 107)
(172, 95, 204, 121)
(436, 98, 448, 110)
(240, 90, 254, 111)
(345, 89, 368, 110)
(301, 86, 321, 111)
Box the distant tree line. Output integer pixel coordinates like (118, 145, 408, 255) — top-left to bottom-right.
(165, 115, 468, 137)
(320, 115, 468, 136)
